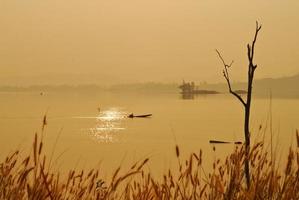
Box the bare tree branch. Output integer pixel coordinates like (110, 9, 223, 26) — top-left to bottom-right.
(215, 49, 246, 107)
(215, 49, 233, 68)
(217, 21, 262, 189)
(248, 21, 262, 66)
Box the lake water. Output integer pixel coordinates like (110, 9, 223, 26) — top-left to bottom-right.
(0, 91, 298, 176)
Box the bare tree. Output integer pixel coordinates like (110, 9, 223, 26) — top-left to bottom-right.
(216, 21, 262, 189)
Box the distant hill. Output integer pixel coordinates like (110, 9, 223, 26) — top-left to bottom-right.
(108, 82, 178, 93)
(200, 74, 299, 98)
(0, 74, 298, 97)
(0, 83, 178, 93)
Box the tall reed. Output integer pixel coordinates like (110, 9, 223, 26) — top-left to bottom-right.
(0, 119, 298, 199)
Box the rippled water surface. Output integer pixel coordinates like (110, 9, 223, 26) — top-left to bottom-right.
(0, 91, 298, 175)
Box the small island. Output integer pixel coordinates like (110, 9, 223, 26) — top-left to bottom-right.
(179, 81, 219, 95)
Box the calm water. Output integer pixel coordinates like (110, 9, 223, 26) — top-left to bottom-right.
(0, 91, 298, 175)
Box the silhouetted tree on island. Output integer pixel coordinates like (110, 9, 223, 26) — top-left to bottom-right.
(216, 21, 262, 189)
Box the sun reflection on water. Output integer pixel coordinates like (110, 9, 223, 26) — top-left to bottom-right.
(88, 108, 127, 143)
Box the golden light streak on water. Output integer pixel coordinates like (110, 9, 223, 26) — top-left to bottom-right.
(88, 108, 127, 143)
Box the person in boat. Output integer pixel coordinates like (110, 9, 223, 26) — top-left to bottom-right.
(128, 113, 134, 118)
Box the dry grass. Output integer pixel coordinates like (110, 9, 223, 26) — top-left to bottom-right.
(1, 123, 298, 199)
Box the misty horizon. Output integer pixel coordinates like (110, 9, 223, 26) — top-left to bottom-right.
(0, 71, 298, 87)
(1, 73, 299, 99)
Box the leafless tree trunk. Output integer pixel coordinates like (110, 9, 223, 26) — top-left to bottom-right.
(216, 22, 262, 189)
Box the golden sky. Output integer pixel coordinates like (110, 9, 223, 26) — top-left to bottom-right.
(0, 0, 299, 85)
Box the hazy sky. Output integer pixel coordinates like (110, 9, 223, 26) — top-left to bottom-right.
(0, 0, 299, 85)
